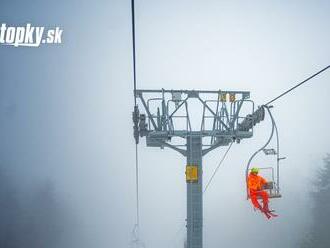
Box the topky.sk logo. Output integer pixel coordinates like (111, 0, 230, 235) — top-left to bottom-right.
(0, 23, 63, 47)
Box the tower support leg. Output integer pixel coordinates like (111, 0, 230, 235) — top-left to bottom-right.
(186, 135, 203, 248)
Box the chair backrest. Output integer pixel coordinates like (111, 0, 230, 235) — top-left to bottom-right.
(263, 181, 274, 190)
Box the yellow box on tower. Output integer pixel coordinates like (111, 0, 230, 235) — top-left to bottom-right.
(229, 93, 236, 102)
(220, 93, 227, 102)
(186, 165, 198, 182)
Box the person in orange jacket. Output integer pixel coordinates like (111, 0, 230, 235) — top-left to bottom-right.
(248, 167, 275, 219)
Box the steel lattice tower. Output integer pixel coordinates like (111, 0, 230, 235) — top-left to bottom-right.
(133, 89, 263, 248)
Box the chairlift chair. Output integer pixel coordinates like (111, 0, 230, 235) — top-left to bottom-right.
(245, 105, 284, 201)
(247, 167, 282, 199)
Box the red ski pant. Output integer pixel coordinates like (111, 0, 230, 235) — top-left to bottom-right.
(250, 190, 269, 211)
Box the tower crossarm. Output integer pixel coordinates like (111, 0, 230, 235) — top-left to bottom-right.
(133, 89, 255, 154)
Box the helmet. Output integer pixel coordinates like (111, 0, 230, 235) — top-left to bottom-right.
(251, 167, 259, 174)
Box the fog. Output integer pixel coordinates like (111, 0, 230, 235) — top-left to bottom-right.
(0, 0, 330, 247)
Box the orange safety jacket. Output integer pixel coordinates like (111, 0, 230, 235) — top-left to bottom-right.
(248, 173, 267, 191)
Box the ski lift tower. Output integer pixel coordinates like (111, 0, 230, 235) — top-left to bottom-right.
(132, 89, 264, 248)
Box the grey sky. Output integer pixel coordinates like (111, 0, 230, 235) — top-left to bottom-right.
(0, 0, 330, 247)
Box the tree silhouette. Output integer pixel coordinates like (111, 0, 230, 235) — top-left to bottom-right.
(300, 154, 330, 248)
(0, 166, 71, 248)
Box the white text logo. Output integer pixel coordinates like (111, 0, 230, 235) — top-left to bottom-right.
(0, 23, 63, 47)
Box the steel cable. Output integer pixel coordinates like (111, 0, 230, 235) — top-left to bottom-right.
(265, 65, 330, 106)
(203, 141, 234, 193)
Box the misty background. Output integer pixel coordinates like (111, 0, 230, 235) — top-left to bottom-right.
(0, 0, 330, 247)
